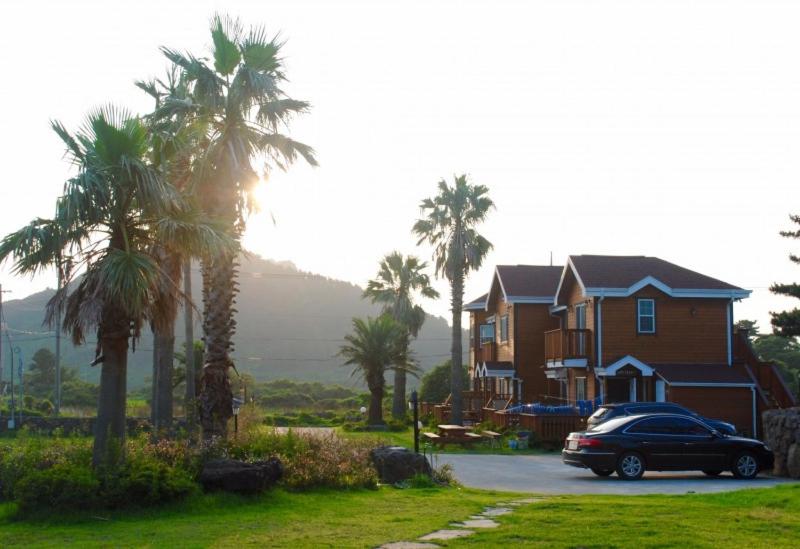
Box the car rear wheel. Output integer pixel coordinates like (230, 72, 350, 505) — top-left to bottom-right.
(703, 470, 722, 476)
(616, 452, 645, 480)
(731, 452, 759, 480)
(591, 468, 614, 477)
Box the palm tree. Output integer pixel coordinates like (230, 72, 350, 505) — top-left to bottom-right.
(156, 15, 317, 439)
(339, 316, 418, 425)
(137, 68, 204, 436)
(0, 107, 233, 466)
(363, 252, 439, 418)
(412, 174, 494, 425)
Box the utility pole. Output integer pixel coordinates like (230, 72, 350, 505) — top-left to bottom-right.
(0, 283, 4, 393)
(0, 284, 10, 405)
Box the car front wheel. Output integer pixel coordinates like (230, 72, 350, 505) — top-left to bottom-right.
(731, 452, 759, 480)
(616, 452, 645, 480)
(591, 468, 614, 477)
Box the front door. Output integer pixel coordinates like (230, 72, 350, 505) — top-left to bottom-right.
(605, 378, 629, 403)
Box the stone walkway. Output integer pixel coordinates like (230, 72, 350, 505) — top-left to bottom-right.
(378, 498, 543, 548)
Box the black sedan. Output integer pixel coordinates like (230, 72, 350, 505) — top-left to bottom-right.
(562, 414, 773, 480)
(587, 402, 737, 436)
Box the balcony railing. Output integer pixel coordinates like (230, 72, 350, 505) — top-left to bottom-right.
(544, 328, 592, 365)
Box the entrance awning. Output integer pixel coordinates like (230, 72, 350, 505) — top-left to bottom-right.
(476, 361, 515, 378)
(595, 355, 654, 377)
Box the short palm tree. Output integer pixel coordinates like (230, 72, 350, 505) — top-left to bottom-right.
(0, 107, 232, 466)
(156, 15, 317, 438)
(339, 316, 418, 425)
(363, 252, 439, 418)
(412, 174, 494, 425)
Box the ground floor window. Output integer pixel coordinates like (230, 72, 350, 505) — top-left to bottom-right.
(575, 376, 587, 402)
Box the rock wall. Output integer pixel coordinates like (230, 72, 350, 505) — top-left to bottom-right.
(0, 416, 186, 436)
(762, 407, 800, 478)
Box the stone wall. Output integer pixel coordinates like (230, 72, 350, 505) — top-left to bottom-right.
(762, 407, 800, 478)
(0, 416, 155, 436)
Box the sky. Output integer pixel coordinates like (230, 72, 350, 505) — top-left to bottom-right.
(1, 0, 799, 331)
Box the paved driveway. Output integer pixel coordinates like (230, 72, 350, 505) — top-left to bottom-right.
(439, 453, 797, 495)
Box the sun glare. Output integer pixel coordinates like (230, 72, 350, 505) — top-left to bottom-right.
(253, 179, 269, 212)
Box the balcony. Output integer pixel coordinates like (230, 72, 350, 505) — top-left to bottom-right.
(544, 328, 592, 368)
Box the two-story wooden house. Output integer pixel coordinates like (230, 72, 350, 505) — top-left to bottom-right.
(464, 255, 796, 436)
(465, 265, 563, 407)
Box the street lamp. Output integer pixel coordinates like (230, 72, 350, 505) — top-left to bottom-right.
(232, 396, 244, 436)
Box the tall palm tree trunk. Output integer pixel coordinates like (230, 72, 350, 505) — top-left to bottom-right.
(93, 306, 129, 467)
(368, 384, 384, 425)
(153, 325, 175, 432)
(450, 270, 465, 425)
(183, 259, 196, 437)
(199, 253, 236, 439)
(391, 369, 407, 419)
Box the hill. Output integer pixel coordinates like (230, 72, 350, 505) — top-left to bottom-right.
(0, 255, 466, 390)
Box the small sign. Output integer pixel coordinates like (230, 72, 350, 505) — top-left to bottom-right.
(7, 419, 15, 430)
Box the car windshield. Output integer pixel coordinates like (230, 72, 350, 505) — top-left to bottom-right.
(587, 416, 631, 433)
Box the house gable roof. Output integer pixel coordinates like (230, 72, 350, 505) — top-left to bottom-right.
(555, 255, 750, 302)
(486, 265, 563, 309)
(463, 293, 488, 311)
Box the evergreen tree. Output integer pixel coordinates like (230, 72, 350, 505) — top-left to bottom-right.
(771, 214, 800, 336)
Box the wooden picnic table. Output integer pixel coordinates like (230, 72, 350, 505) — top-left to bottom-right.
(437, 424, 468, 436)
(421, 424, 482, 447)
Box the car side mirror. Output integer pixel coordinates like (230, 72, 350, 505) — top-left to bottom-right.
(710, 430, 722, 438)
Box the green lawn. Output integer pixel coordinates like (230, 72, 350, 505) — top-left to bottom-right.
(337, 427, 551, 455)
(447, 484, 800, 548)
(0, 487, 506, 548)
(1, 482, 798, 547)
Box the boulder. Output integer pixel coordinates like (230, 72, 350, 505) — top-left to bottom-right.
(787, 444, 800, 479)
(370, 446, 431, 484)
(199, 458, 283, 494)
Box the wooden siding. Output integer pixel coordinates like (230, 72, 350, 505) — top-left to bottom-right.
(515, 304, 560, 402)
(668, 386, 754, 437)
(599, 287, 729, 365)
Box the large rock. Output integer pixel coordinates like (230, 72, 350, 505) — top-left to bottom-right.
(370, 446, 431, 484)
(763, 407, 800, 477)
(787, 444, 800, 479)
(199, 458, 283, 494)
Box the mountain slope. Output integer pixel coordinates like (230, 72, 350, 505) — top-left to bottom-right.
(1, 256, 467, 390)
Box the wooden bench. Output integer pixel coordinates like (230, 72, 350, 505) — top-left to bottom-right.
(480, 430, 503, 448)
(422, 432, 441, 443)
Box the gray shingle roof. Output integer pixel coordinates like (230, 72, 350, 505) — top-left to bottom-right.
(569, 255, 744, 291)
(495, 265, 563, 297)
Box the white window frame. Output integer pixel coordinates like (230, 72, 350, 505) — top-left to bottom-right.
(499, 314, 509, 342)
(479, 324, 495, 345)
(637, 298, 656, 334)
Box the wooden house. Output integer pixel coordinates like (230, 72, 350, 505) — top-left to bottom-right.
(462, 255, 796, 436)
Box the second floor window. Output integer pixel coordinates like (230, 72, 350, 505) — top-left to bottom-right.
(637, 298, 656, 334)
(479, 324, 495, 344)
(500, 315, 509, 342)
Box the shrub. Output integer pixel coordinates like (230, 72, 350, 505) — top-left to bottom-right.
(14, 462, 100, 513)
(219, 425, 378, 490)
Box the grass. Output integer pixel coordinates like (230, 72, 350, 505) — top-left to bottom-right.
(1, 482, 798, 548)
(0, 487, 506, 548)
(446, 483, 800, 548)
(337, 427, 552, 455)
